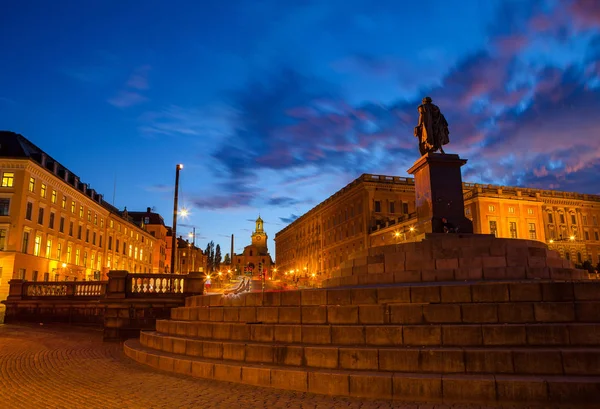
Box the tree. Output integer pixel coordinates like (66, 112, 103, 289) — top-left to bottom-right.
(215, 244, 222, 271)
(204, 241, 215, 272)
(223, 253, 231, 265)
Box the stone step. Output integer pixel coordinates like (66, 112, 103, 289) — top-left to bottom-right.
(156, 320, 600, 347)
(172, 301, 600, 325)
(124, 338, 600, 405)
(324, 267, 589, 287)
(185, 281, 600, 308)
(140, 331, 600, 376)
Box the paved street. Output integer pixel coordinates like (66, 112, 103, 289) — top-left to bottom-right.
(0, 324, 536, 409)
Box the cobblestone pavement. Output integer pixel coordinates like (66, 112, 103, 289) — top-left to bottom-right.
(0, 324, 537, 409)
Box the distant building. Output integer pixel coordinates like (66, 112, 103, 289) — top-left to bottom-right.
(0, 131, 157, 301)
(275, 173, 600, 279)
(232, 216, 275, 277)
(128, 208, 169, 273)
(164, 228, 206, 274)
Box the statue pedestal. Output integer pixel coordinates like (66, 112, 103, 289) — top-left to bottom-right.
(407, 153, 473, 234)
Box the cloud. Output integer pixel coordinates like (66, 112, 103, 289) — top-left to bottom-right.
(279, 214, 299, 224)
(108, 91, 147, 108)
(266, 197, 306, 206)
(108, 65, 151, 108)
(144, 184, 173, 193)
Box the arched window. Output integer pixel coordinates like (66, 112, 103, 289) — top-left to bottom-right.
(249, 250, 253, 256)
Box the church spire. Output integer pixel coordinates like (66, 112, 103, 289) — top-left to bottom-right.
(255, 215, 264, 233)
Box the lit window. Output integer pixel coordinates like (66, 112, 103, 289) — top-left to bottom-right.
(79, 206, 83, 218)
(489, 220, 497, 237)
(29, 177, 35, 192)
(41, 183, 47, 198)
(94, 214, 97, 225)
(509, 222, 517, 238)
(508, 207, 515, 213)
(87, 210, 91, 222)
(51, 190, 57, 203)
(488, 205, 495, 212)
(34, 234, 42, 256)
(71, 201, 75, 213)
(62, 196, 67, 209)
(67, 245, 72, 263)
(528, 208, 533, 215)
(1, 172, 14, 187)
(46, 239, 52, 258)
(57, 242, 62, 260)
(528, 223, 537, 240)
(0, 228, 7, 250)
(75, 249, 80, 265)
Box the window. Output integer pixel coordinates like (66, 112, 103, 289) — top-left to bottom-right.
(465, 208, 471, 216)
(93, 232, 96, 245)
(129, 244, 132, 257)
(99, 235, 103, 248)
(548, 213, 553, 223)
(44, 272, 49, 282)
(135, 247, 138, 260)
(560, 214, 565, 224)
(508, 207, 515, 213)
(49, 212, 55, 229)
(79, 206, 83, 218)
(41, 183, 47, 198)
(107, 255, 112, 268)
(37, 208, 44, 224)
(32, 271, 39, 282)
(144, 216, 150, 224)
(85, 228, 89, 242)
(26, 202, 33, 220)
(565, 252, 570, 261)
(33, 234, 42, 256)
(69, 222, 73, 236)
(489, 220, 497, 237)
(67, 245, 72, 263)
(389, 202, 395, 214)
(22, 231, 30, 253)
(46, 239, 52, 258)
(28, 177, 35, 192)
(585, 231, 590, 240)
(528, 209, 534, 215)
(83, 251, 87, 267)
(108, 236, 112, 250)
(583, 215, 588, 225)
(100, 218, 104, 228)
(140, 249, 143, 261)
(87, 210, 91, 222)
(71, 201, 75, 213)
(374, 201, 381, 213)
(509, 221, 517, 238)
(78, 225, 82, 240)
(54, 274, 59, 282)
(62, 196, 66, 209)
(51, 190, 57, 204)
(571, 214, 577, 224)
(0, 228, 7, 250)
(57, 216, 64, 233)
(110, 220, 114, 228)
(595, 232, 599, 241)
(594, 216, 598, 226)
(1, 172, 14, 187)
(528, 223, 537, 240)
(577, 252, 583, 263)
(57, 242, 62, 260)
(488, 205, 495, 212)
(0, 198, 9, 216)
(94, 214, 97, 225)
(75, 249, 80, 265)
(402, 202, 409, 214)
(17, 268, 26, 279)
(116, 239, 119, 252)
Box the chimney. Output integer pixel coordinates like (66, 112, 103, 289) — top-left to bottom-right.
(88, 188, 95, 199)
(64, 169, 70, 182)
(97, 193, 103, 203)
(73, 176, 80, 188)
(147, 207, 151, 213)
(82, 183, 87, 194)
(53, 162, 59, 175)
(40, 153, 47, 167)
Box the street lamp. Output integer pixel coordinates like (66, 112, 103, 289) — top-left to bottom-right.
(171, 163, 183, 274)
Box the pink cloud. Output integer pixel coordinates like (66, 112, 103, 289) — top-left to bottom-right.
(126, 65, 151, 90)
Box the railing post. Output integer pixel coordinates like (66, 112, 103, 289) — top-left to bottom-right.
(105, 270, 129, 299)
(184, 272, 205, 297)
(6, 279, 25, 301)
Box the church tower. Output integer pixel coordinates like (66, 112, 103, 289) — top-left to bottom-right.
(251, 215, 268, 253)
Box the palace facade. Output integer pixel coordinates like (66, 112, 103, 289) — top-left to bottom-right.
(0, 132, 158, 301)
(275, 173, 600, 279)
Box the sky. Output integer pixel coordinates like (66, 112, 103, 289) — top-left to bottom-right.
(1, 0, 600, 258)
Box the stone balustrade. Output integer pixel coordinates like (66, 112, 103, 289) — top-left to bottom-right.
(1, 270, 205, 341)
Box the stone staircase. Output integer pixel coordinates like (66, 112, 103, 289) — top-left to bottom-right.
(125, 278, 600, 406)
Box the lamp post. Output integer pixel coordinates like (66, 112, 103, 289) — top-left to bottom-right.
(171, 164, 183, 274)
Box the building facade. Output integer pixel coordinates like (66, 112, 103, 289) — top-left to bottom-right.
(231, 216, 275, 277)
(0, 132, 157, 301)
(275, 173, 600, 279)
(128, 208, 169, 273)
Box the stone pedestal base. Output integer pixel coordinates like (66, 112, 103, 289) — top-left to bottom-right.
(407, 153, 473, 234)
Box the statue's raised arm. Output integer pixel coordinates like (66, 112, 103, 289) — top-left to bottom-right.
(413, 96, 450, 156)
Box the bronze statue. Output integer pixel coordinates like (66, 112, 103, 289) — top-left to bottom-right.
(414, 96, 450, 156)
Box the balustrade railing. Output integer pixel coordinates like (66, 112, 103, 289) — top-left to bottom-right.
(127, 273, 186, 295)
(75, 281, 106, 296)
(25, 282, 70, 297)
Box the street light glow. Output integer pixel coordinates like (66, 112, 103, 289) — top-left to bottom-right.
(177, 164, 184, 170)
(569, 235, 575, 241)
(409, 226, 415, 232)
(179, 207, 189, 218)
